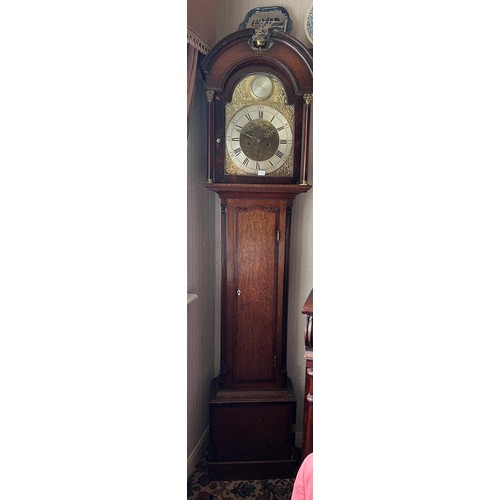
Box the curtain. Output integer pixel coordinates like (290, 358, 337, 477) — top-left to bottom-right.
(187, 28, 211, 139)
(187, 42, 198, 129)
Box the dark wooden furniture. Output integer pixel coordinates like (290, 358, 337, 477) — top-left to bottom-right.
(205, 186, 307, 480)
(301, 289, 313, 461)
(201, 27, 313, 481)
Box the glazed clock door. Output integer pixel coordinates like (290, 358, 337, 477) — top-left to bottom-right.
(222, 197, 288, 390)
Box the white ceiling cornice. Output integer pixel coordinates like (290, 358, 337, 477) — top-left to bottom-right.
(187, 26, 211, 54)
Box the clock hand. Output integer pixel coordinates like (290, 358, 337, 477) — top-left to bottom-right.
(241, 131, 261, 144)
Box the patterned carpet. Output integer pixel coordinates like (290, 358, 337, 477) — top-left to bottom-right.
(187, 456, 296, 500)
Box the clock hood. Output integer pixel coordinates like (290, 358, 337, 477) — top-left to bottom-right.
(201, 28, 312, 103)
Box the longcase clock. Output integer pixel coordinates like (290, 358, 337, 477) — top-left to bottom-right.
(201, 27, 312, 480)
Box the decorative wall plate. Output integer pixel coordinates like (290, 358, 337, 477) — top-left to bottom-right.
(239, 6, 293, 34)
(305, 4, 313, 44)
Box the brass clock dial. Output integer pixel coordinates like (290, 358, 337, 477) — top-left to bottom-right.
(225, 104, 293, 175)
(224, 73, 294, 178)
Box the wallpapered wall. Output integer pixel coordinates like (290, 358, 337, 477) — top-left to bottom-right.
(216, 0, 313, 49)
(187, 66, 216, 472)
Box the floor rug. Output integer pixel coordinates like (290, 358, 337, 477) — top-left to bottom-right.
(187, 456, 295, 500)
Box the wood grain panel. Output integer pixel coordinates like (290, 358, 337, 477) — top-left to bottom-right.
(233, 204, 279, 383)
(218, 196, 290, 390)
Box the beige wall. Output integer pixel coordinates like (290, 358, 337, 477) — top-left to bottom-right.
(187, 68, 216, 473)
(216, 0, 313, 49)
(187, 0, 217, 47)
(187, 1, 217, 475)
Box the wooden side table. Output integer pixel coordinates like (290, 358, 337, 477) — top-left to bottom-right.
(301, 289, 313, 461)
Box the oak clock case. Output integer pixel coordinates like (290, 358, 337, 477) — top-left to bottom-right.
(201, 28, 313, 481)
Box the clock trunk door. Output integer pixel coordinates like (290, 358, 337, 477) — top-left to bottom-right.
(223, 198, 287, 390)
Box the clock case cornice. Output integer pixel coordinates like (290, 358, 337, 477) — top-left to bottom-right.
(200, 28, 313, 186)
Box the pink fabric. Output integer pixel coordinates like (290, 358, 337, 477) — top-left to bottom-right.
(291, 452, 313, 500)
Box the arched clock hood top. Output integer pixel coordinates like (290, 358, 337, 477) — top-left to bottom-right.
(201, 28, 313, 103)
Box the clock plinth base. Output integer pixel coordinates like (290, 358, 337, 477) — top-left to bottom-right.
(206, 456, 300, 481)
(207, 376, 299, 480)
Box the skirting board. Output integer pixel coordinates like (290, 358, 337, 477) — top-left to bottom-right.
(187, 426, 209, 477)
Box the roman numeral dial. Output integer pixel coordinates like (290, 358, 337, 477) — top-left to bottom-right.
(226, 104, 293, 175)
